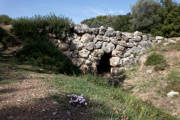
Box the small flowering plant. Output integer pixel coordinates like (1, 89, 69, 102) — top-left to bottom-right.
(67, 94, 88, 106)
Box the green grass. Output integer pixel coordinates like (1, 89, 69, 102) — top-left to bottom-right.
(165, 71, 180, 93)
(145, 53, 168, 71)
(11, 14, 72, 41)
(166, 41, 180, 51)
(49, 74, 178, 120)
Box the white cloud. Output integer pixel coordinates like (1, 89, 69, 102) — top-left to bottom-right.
(88, 8, 125, 16)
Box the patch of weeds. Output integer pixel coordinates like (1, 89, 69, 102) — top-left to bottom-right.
(145, 53, 168, 71)
(165, 71, 180, 93)
(126, 64, 139, 79)
(28, 97, 45, 102)
(49, 74, 178, 120)
(0, 79, 19, 85)
(168, 41, 180, 51)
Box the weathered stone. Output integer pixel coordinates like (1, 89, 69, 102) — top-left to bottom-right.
(86, 42, 95, 51)
(80, 64, 89, 73)
(116, 45, 125, 51)
(168, 39, 176, 44)
(134, 36, 142, 42)
(81, 33, 94, 43)
(91, 49, 104, 58)
(103, 36, 110, 42)
(102, 42, 115, 53)
(127, 43, 134, 48)
(116, 31, 122, 40)
(110, 57, 121, 67)
(99, 26, 106, 35)
(122, 34, 129, 41)
(134, 31, 142, 36)
(105, 27, 116, 37)
(74, 24, 90, 34)
(90, 28, 99, 35)
(95, 41, 103, 49)
(79, 49, 90, 58)
(155, 36, 164, 40)
(95, 35, 103, 41)
(122, 32, 133, 38)
(72, 58, 84, 67)
(140, 41, 152, 47)
(112, 50, 123, 57)
(110, 37, 118, 45)
(111, 67, 125, 75)
(85, 60, 92, 65)
(57, 43, 69, 51)
(124, 50, 132, 57)
(142, 35, 148, 41)
(118, 41, 127, 47)
(72, 50, 79, 58)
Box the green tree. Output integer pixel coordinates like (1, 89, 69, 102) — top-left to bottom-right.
(131, 0, 161, 32)
(112, 13, 132, 32)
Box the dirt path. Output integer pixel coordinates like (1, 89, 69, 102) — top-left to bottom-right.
(0, 55, 88, 120)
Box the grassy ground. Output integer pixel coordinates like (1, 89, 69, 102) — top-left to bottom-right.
(0, 52, 178, 120)
(123, 38, 180, 118)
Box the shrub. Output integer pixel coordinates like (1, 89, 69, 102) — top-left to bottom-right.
(11, 14, 72, 41)
(16, 38, 81, 75)
(0, 27, 16, 48)
(145, 53, 168, 71)
(112, 13, 132, 32)
(0, 15, 12, 25)
(81, 15, 116, 28)
(145, 53, 166, 65)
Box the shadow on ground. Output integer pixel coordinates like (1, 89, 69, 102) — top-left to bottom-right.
(0, 93, 115, 120)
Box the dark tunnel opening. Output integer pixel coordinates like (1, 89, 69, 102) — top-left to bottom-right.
(97, 53, 112, 74)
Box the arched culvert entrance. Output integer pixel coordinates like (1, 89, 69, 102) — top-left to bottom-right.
(97, 53, 112, 74)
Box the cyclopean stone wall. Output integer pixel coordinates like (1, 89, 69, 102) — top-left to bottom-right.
(48, 24, 153, 75)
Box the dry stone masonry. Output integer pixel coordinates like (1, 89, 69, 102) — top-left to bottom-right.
(49, 24, 153, 75)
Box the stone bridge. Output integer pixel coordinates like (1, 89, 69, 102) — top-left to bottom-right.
(49, 24, 153, 75)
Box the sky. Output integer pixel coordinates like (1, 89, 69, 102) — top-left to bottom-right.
(0, 0, 180, 23)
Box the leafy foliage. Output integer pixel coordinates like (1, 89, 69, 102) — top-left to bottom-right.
(0, 27, 16, 48)
(11, 14, 72, 41)
(81, 0, 180, 38)
(112, 13, 132, 32)
(81, 15, 115, 28)
(0, 15, 12, 25)
(12, 14, 81, 75)
(16, 38, 81, 75)
(131, 0, 161, 33)
(145, 53, 168, 71)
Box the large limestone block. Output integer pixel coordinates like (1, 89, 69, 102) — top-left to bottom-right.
(81, 33, 94, 43)
(110, 57, 121, 67)
(102, 42, 115, 53)
(74, 24, 90, 34)
(79, 49, 90, 58)
(86, 42, 95, 51)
